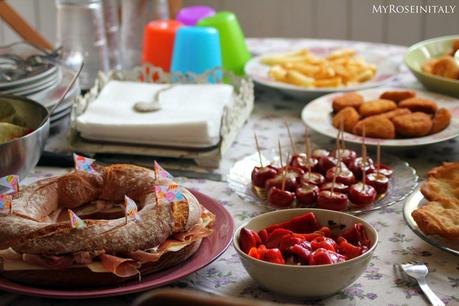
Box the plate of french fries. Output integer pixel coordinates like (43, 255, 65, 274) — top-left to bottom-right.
(245, 47, 400, 98)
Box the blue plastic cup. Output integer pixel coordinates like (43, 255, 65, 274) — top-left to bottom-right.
(170, 27, 222, 82)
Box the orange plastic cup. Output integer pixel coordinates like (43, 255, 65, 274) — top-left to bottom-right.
(142, 20, 183, 71)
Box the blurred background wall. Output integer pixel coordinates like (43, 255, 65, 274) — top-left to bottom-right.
(0, 0, 458, 47)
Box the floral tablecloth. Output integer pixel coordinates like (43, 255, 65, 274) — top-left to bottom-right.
(1, 39, 458, 306)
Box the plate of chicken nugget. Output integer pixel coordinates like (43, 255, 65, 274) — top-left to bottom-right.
(302, 87, 459, 147)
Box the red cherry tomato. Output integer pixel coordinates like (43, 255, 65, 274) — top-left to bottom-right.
(295, 183, 319, 207)
(239, 228, 261, 253)
(348, 182, 377, 206)
(289, 153, 319, 172)
(251, 165, 278, 188)
(317, 190, 348, 211)
(267, 186, 295, 208)
(331, 149, 357, 164)
(263, 248, 285, 264)
(325, 166, 356, 185)
(300, 172, 326, 186)
(309, 248, 346, 265)
(348, 157, 375, 180)
(312, 149, 330, 159)
(320, 182, 349, 194)
(311, 236, 338, 252)
(366, 172, 389, 194)
(369, 164, 393, 178)
(318, 156, 338, 174)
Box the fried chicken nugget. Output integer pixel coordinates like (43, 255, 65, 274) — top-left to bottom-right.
(399, 98, 438, 114)
(353, 116, 395, 139)
(431, 56, 459, 79)
(332, 92, 364, 112)
(380, 90, 416, 103)
(392, 112, 433, 137)
(381, 108, 412, 120)
(430, 108, 452, 134)
(358, 99, 397, 117)
(332, 106, 360, 133)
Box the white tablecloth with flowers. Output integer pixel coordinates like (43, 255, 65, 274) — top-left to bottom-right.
(1, 38, 458, 306)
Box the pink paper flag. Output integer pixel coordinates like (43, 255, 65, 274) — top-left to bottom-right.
(0, 194, 12, 210)
(73, 153, 96, 174)
(125, 195, 140, 222)
(68, 209, 86, 229)
(0, 175, 19, 194)
(154, 161, 173, 180)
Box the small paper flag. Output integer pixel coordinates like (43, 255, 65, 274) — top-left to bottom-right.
(154, 161, 173, 180)
(0, 194, 12, 210)
(0, 175, 19, 194)
(124, 195, 140, 222)
(73, 153, 96, 174)
(154, 184, 185, 204)
(68, 209, 86, 229)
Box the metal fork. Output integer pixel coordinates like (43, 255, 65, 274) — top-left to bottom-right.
(394, 262, 445, 306)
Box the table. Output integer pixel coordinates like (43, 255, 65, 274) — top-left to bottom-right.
(1, 39, 458, 306)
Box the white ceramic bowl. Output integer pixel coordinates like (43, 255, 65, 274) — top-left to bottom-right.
(233, 208, 378, 299)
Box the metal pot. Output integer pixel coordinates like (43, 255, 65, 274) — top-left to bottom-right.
(0, 95, 49, 179)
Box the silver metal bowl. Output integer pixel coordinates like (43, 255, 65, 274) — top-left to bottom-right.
(0, 95, 49, 179)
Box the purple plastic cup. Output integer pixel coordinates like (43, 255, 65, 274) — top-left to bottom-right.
(176, 6, 216, 26)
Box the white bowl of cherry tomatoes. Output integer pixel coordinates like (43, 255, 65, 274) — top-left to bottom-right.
(233, 208, 378, 298)
(251, 147, 392, 211)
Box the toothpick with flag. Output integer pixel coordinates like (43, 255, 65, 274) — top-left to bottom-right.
(73, 153, 96, 174)
(154, 183, 185, 205)
(154, 161, 173, 181)
(0, 175, 19, 194)
(0, 194, 12, 214)
(68, 209, 86, 229)
(124, 195, 140, 224)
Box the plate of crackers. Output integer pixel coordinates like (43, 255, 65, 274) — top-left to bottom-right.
(245, 47, 399, 98)
(403, 162, 459, 256)
(302, 87, 459, 147)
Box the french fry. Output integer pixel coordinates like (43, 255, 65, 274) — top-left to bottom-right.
(285, 70, 314, 87)
(266, 48, 376, 88)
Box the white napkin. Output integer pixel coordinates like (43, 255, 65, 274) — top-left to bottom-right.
(76, 81, 234, 148)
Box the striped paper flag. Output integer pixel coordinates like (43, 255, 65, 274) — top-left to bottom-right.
(0, 175, 19, 194)
(73, 153, 96, 174)
(124, 195, 140, 222)
(68, 209, 86, 229)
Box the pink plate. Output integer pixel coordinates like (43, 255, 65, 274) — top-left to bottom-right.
(0, 190, 234, 299)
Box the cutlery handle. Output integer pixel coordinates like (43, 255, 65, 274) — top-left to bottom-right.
(418, 279, 445, 306)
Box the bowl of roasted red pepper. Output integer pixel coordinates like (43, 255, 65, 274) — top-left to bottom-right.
(233, 209, 378, 298)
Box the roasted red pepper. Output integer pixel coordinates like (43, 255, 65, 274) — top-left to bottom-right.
(309, 248, 346, 265)
(338, 223, 371, 248)
(311, 236, 338, 252)
(239, 228, 261, 253)
(263, 248, 285, 264)
(248, 247, 260, 259)
(265, 228, 293, 249)
(279, 235, 304, 255)
(258, 229, 268, 244)
(265, 212, 321, 234)
(290, 241, 312, 264)
(336, 237, 362, 259)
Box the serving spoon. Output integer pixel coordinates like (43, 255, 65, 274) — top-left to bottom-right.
(39, 62, 84, 127)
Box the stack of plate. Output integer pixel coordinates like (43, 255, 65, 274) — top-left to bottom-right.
(0, 42, 80, 128)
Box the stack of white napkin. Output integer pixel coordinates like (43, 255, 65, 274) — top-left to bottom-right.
(76, 81, 234, 148)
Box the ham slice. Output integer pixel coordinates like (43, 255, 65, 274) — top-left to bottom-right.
(99, 254, 140, 277)
(22, 253, 74, 270)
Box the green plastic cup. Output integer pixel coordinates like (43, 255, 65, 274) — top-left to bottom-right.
(198, 11, 251, 76)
